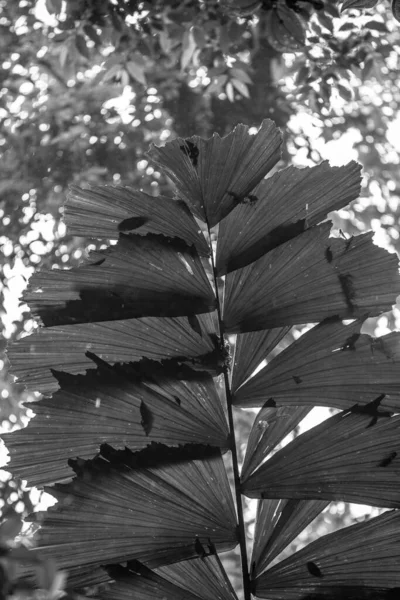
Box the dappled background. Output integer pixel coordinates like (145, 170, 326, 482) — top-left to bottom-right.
(1, 0, 400, 592)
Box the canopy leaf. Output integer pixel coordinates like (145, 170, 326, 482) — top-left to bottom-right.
(394, 0, 400, 22)
(341, 0, 379, 11)
(234, 317, 400, 412)
(147, 119, 282, 227)
(264, 3, 306, 53)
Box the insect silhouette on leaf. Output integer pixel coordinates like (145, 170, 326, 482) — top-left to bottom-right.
(227, 190, 258, 206)
(341, 332, 360, 352)
(379, 451, 397, 468)
(325, 246, 333, 263)
(338, 273, 356, 313)
(307, 561, 323, 578)
(350, 394, 392, 428)
(179, 139, 199, 167)
(242, 194, 259, 205)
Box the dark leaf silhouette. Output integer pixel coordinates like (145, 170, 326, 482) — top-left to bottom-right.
(101, 553, 238, 600)
(147, 119, 282, 227)
(8, 315, 215, 393)
(264, 4, 306, 53)
(2, 365, 228, 486)
(5, 118, 400, 599)
(231, 327, 291, 393)
(241, 405, 311, 480)
(253, 510, 400, 599)
(224, 223, 400, 333)
(242, 408, 400, 508)
(28, 445, 237, 581)
(217, 161, 362, 275)
(65, 186, 210, 255)
(251, 498, 328, 578)
(234, 318, 400, 412)
(24, 235, 216, 325)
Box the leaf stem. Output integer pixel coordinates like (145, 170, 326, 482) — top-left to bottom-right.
(207, 224, 251, 600)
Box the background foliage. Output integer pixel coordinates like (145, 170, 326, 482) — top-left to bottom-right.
(1, 0, 400, 595)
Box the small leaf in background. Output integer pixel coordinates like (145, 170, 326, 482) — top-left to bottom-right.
(319, 80, 332, 104)
(126, 60, 147, 86)
(159, 30, 172, 54)
(181, 29, 196, 71)
(58, 43, 70, 70)
(191, 26, 207, 49)
(227, 21, 246, 45)
(337, 82, 354, 101)
(110, 8, 123, 31)
(393, 0, 400, 21)
(130, 52, 146, 68)
(341, 0, 379, 11)
(83, 24, 102, 46)
(102, 63, 122, 83)
(265, 5, 306, 53)
(230, 67, 252, 84)
(220, 0, 262, 17)
(231, 78, 250, 99)
(38, 560, 57, 590)
(365, 20, 388, 32)
(317, 11, 334, 33)
(206, 74, 228, 95)
(295, 64, 309, 85)
(75, 34, 90, 59)
(338, 22, 357, 31)
(362, 56, 375, 79)
(325, 3, 341, 18)
(46, 0, 62, 14)
(8, 545, 41, 563)
(225, 81, 235, 102)
(0, 512, 23, 544)
(219, 25, 231, 54)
